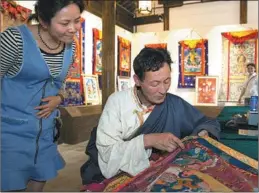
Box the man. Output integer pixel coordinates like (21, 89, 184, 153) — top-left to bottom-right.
(238, 63, 258, 104)
(81, 48, 220, 185)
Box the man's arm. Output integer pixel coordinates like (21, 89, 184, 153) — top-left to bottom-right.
(96, 93, 152, 179)
(179, 99, 221, 139)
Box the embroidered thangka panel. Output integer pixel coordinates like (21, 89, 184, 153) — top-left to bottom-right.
(178, 39, 208, 88)
(67, 18, 85, 79)
(145, 43, 167, 50)
(60, 79, 83, 106)
(118, 36, 131, 77)
(61, 18, 85, 106)
(92, 28, 102, 75)
(218, 30, 258, 102)
(81, 136, 258, 192)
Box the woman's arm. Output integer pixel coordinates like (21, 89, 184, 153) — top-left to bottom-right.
(0, 28, 21, 78)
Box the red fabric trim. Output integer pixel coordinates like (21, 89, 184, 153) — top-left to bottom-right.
(145, 43, 167, 49)
(221, 31, 258, 44)
(1, 1, 32, 21)
(226, 40, 230, 101)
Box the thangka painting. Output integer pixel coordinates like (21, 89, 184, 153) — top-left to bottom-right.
(117, 76, 131, 91)
(60, 79, 83, 106)
(178, 39, 208, 88)
(218, 30, 258, 102)
(67, 18, 85, 79)
(145, 43, 167, 50)
(82, 74, 100, 105)
(93, 28, 102, 75)
(81, 136, 258, 192)
(195, 76, 219, 106)
(118, 36, 131, 77)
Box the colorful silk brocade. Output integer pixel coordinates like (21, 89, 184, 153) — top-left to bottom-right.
(81, 136, 258, 192)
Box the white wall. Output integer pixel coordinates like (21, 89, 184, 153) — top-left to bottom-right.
(133, 1, 258, 104)
(247, 0, 258, 25)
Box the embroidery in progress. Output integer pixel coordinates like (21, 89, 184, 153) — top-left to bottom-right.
(81, 136, 258, 192)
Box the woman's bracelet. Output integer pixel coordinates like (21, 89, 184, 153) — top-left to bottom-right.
(57, 93, 65, 102)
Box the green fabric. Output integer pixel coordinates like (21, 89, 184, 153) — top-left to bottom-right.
(217, 106, 258, 160)
(220, 132, 258, 160)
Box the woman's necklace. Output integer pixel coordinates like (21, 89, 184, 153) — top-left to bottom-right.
(38, 25, 61, 50)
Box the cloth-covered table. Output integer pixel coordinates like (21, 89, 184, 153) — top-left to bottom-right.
(81, 136, 258, 192)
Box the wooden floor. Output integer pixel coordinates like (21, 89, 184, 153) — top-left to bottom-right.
(44, 141, 89, 192)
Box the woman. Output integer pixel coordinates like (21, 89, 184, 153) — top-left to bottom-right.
(238, 63, 258, 104)
(0, 0, 84, 191)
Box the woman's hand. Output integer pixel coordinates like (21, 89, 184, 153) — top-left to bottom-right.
(35, 96, 62, 118)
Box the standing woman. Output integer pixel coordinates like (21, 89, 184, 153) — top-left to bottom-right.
(238, 63, 258, 104)
(0, 0, 84, 191)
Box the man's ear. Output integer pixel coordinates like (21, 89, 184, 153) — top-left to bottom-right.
(133, 74, 141, 87)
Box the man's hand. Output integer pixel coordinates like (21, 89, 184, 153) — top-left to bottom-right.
(198, 130, 209, 137)
(144, 133, 185, 153)
(35, 96, 62, 118)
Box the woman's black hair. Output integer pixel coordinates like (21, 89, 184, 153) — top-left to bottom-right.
(246, 62, 257, 72)
(28, 0, 84, 24)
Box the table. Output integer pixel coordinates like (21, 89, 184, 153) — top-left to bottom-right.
(217, 106, 258, 160)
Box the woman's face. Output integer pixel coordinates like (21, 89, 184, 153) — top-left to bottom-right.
(47, 3, 81, 43)
(247, 65, 256, 75)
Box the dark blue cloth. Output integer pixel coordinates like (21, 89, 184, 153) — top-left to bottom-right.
(132, 93, 220, 139)
(80, 93, 221, 185)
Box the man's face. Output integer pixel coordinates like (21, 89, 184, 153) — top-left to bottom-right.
(134, 63, 171, 105)
(247, 65, 255, 75)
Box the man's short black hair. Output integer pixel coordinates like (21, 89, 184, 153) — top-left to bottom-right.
(133, 48, 172, 81)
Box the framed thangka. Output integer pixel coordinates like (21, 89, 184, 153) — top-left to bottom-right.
(82, 74, 100, 105)
(218, 30, 258, 102)
(195, 76, 219, 106)
(117, 76, 131, 91)
(178, 39, 208, 88)
(145, 43, 167, 50)
(118, 36, 131, 77)
(92, 28, 102, 75)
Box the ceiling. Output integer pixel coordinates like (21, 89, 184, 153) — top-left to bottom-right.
(116, 0, 137, 16)
(115, 0, 217, 17)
